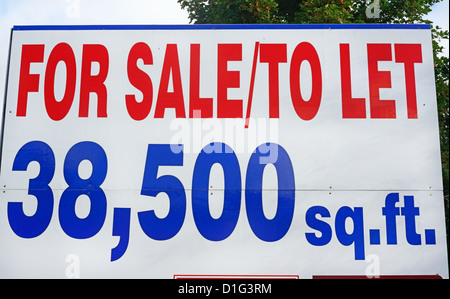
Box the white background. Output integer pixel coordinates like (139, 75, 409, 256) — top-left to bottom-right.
(0, 26, 448, 278)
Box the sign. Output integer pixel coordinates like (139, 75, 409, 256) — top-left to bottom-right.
(0, 24, 448, 278)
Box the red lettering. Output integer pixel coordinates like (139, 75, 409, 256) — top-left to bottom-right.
(126, 42, 153, 121)
(340, 44, 366, 118)
(395, 44, 422, 119)
(44, 43, 77, 121)
(367, 44, 395, 118)
(79, 44, 109, 117)
(17, 44, 44, 117)
(289, 42, 322, 121)
(154, 44, 186, 118)
(217, 44, 242, 118)
(260, 43, 287, 118)
(189, 44, 213, 118)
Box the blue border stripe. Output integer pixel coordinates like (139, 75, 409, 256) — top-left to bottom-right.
(12, 24, 431, 31)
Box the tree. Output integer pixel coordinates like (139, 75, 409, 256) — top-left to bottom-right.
(178, 0, 279, 24)
(293, 0, 441, 24)
(178, 0, 442, 24)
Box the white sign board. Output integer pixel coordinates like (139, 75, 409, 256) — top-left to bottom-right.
(0, 24, 448, 278)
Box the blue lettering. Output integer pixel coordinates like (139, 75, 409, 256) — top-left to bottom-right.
(59, 141, 108, 239)
(401, 195, 421, 245)
(192, 142, 241, 241)
(246, 143, 295, 242)
(138, 144, 186, 240)
(9, 141, 55, 238)
(111, 207, 131, 261)
(335, 206, 365, 260)
(382, 193, 400, 244)
(305, 206, 332, 246)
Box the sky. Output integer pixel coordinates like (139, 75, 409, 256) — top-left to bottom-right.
(0, 0, 448, 126)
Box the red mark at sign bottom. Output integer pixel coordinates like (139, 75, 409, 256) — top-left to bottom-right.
(174, 274, 299, 279)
